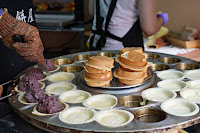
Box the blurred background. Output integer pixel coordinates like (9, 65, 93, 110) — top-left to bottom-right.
(32, 0, 200, 62)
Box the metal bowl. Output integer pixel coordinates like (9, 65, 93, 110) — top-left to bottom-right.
(73, 54, 91, 61)
(158, 57, 181, 64)
(175, 63, 200, 70)
(61, 65, 84, 73)
(53, 58, 74, 66)
(133, 108, 166, 123)
(119, 95, 148, 108)
(96, 52, 115, 57)
(145, 53, 160, 60)
(150, 63, 170, 71)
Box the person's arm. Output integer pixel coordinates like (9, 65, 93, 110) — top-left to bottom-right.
(138, 0, 165, 36)
(0, 8, 45, 65)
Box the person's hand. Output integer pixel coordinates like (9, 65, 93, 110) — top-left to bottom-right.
(0, 85, 3, 97)
(157, 13, 168, 26)
(0, 9, 45, 65)
(13, 40, 44, 65)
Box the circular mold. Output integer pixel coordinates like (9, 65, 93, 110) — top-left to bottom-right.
(61, 65, 83, 73)
(83, 94, 118, 110)
(14, 81, 45, 93)
(59, 107, 96, 124)
(45, 82, 77, 95)
(73, 54, 91, 61)
(156, 70, 184, 80)
(180, 88, 200, 104)
(18, 92, 51, 105)
(49, 65, 60, 73)
(186, 80, 200, 89)
(20, 73, 47, 82)
(161, 98, 199, 117)
(32, 102, 69, 116)
(53, 58, 74, 66)
(141, 88, 177, 102)
(150, 63, 170, 71)
(158, 57, 181, 64)
(145, 53, 160, 60)
(96, 52, 116, 57)
(134, 108, 166, 123)
(157, 80, 186, 92)
(47, 72, 75, 83)
(176, 63, 199, 71)
(95, 109, 134, 127)
(18, 92, 37, 105)
(59, 90, 91, 103)
(119, 95, 148, 108)
(29, 63, 60, 73)
(184, 69, 200, 80)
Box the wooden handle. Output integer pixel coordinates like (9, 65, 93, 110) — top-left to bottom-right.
(0, 85, 3, 97)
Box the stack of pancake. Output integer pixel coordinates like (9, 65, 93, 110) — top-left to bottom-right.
(114, 47, 148, 85)
(84, 56, 114, 87)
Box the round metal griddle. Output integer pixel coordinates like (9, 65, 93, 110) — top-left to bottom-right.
(8, 50, 200, 133)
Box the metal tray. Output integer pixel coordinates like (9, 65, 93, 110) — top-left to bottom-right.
(7, 50, 200, 133)
(35, 14, 75, 27)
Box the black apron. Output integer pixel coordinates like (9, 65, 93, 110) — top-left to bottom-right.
(90, 0, 143, 50)
(0, 0, 35, 84)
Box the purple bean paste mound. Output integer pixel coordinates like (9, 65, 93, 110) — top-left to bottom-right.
(24, 88, 48, 103)
(44, 59, 57, 71)
(18, 75, 41, 92)
(26, 67, 45, 80)
(37, 96, 62, 114)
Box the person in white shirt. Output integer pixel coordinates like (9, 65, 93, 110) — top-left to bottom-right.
(89, 0, 168, 50)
